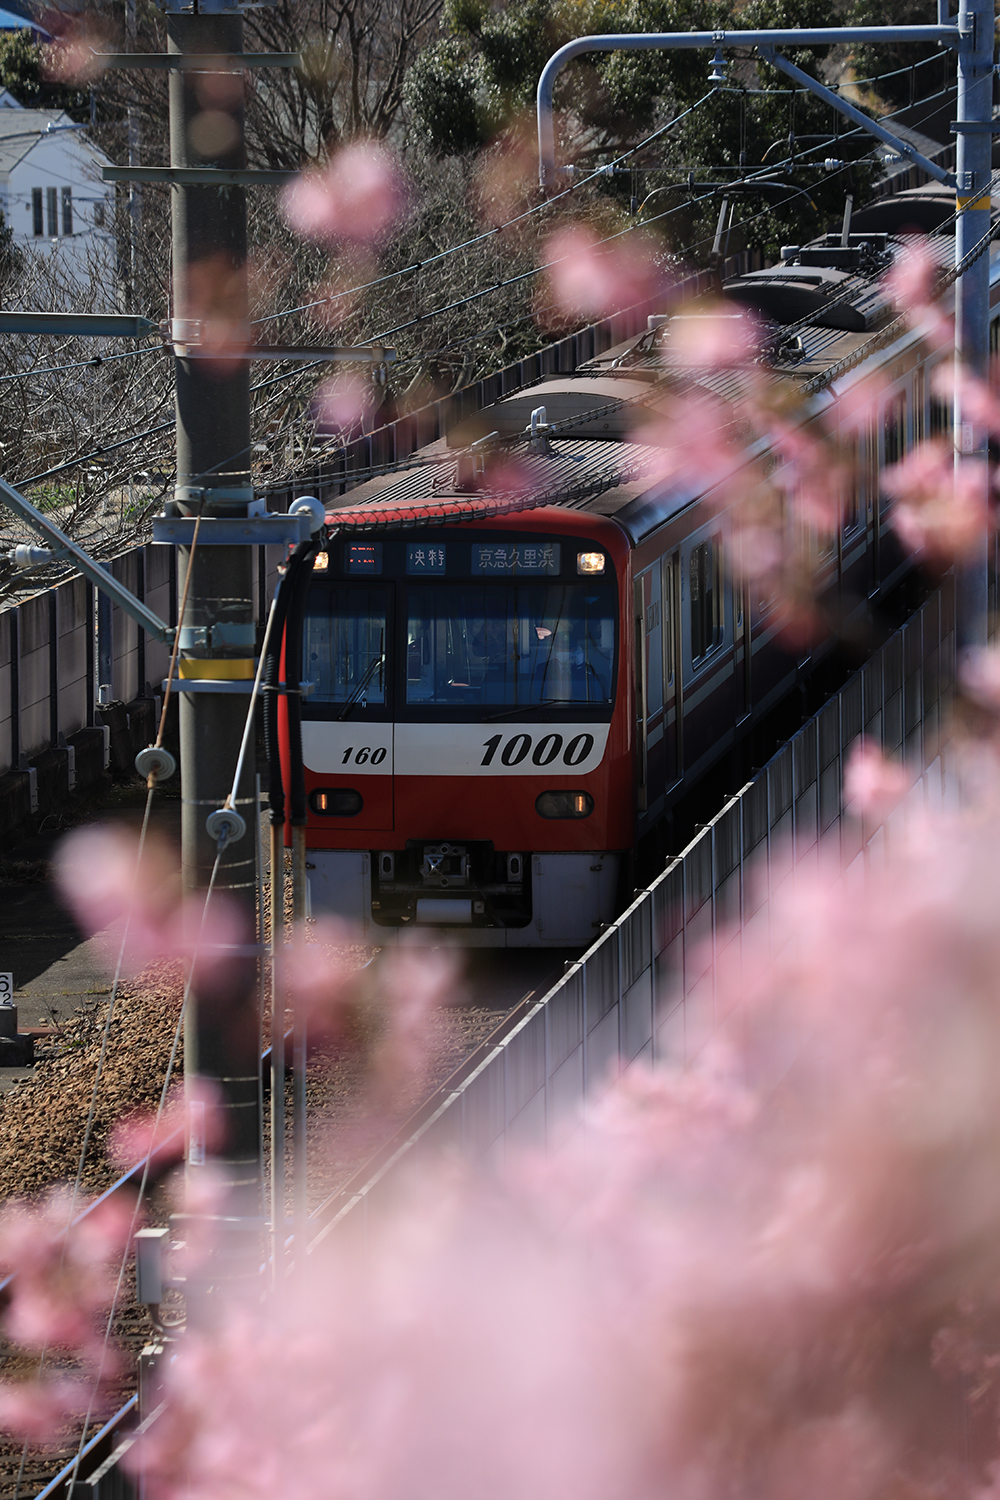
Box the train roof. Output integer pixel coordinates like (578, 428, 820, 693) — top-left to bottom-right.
(322, 185, 1000, 550)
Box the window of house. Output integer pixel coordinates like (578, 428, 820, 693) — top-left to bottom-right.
(61, 187, 72, 236)
(93, 198, 105, 228)
(45, 186, 57, 237)
(690, 535, 723, 665)
(31, 188, 42, 237)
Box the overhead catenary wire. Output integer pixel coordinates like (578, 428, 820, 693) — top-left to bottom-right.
(253, 48, 953, 334)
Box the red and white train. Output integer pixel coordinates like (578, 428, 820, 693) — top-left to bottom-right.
(276, 186, 1000, 946)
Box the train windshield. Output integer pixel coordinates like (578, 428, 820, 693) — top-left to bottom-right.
(304, 584, 387, 706)
(405, 581, 616, 709)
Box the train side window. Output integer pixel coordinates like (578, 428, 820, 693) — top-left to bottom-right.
(842, 431, 861, 532)
(883, 390, 907, 468)
(690, 535, 723, 665)
(913, 367, 924, 444)
(662, 556, 675, 689)
(927, 359, 953, 438)
(929, 391, 953, 438)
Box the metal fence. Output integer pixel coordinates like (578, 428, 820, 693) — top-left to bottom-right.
(314, 579, 957, 1245)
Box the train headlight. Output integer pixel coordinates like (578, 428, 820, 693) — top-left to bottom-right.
(310, 787, 363, 816)
(312, 551, 329, 571)
(576, 551, 605, 574)
(535, 791, 594, 819)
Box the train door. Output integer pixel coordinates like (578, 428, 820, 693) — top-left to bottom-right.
(877, 388, 907, 595)
(634, 563, 665, 814)
(662, 550, 682, 786)
(633, 576, 647, 812)
(866, 415, 879, 596)
(733, 561, 751, 725)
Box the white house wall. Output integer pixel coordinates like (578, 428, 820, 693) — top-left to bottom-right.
(7, 133, 115, 284)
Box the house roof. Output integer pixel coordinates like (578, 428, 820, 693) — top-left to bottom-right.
(0, 110, 89, 173)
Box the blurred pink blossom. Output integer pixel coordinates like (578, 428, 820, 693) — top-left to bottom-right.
(282, 142, 407, 248)
(933, 362, 1000, 437)
(40, 13, 108, 86)
(108, 1079, 225, 1172)
(636, 392, 742, 496)
(0, 1378, 89, 1443)
(0, 1190, 134, 1364)
(843, 743, 910, 820)
(882, 441, 989, 563)
(668, 307, 762, 370)
(539, 226, 662, 326)
(368, 947, 456, 1105)
(960, 646, 1000, 711)
(282, 918, 358, 1041)
(55, 825, 246, 984)
(883, 241, 952, 349)
(313, 375, 372, 436)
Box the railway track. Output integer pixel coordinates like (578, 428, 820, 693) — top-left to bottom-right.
(0, 907, 572, 1499)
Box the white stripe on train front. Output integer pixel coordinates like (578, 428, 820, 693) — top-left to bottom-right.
(301, 722, 611, 777)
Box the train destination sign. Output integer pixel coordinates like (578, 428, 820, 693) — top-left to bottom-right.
(473, 543, 561, 575)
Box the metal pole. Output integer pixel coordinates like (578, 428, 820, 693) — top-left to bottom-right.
(97, 566, 112, 705)
(169, 11, 261, 1250)
(954, 0, 994, 647)
(125, 0, 142, 297)
(536, 25, 962, 188)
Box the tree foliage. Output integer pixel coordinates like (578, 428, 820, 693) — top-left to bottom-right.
(404, 0, 883, 258)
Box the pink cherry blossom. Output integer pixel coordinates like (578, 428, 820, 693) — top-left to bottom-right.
(108, 1079, 225, 1172)
(313, 375, 373, 437)
(0, 1378, 89, 1443)
(539, 226, 663, 326)
(960, 646, 1000, 711)
(843, 743, 910, 820)
(0, 1190, 134, 1365)
(882, 440, 989, 563)
(883, 240, 952, 349)
(667, 306, 762, 370)
(54, 824, 247, 985)
(281, 917, 359, 1042)
(367, 946, 457, 1106)
(282, 142, 408, 248)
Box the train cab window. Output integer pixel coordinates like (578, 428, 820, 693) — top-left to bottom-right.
(690, 536, 723, 665)
(405, 580, 616, 710)
(883, 390, 907, 469)
(304, 584, 387, 708)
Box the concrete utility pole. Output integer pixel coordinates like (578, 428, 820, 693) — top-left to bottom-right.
(537, 9, 997, 643)
(168, 9, 260, 1224)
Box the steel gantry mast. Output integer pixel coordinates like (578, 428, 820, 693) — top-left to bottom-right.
(536, 0, 997, 644)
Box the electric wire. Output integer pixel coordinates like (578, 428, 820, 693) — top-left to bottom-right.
(252, 52, 952, 336)
(0, 344, 160, 384)
(251, 89, 720, 330)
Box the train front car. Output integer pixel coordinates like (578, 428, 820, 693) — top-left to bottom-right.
(297, 509, 633, 946)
